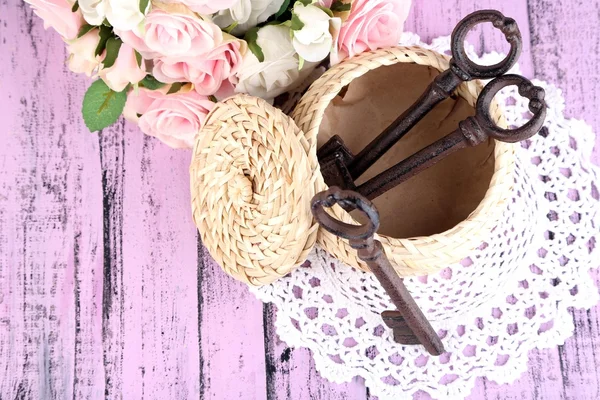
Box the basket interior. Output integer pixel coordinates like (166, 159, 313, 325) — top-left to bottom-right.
(318, 63, 496, 238)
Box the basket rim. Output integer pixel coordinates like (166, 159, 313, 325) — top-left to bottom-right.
(291, 45, 515, 275)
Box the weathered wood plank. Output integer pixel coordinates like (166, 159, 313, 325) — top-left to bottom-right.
(0, 2, 105, 398)
(98, 121, 127, 399)
(526, 2, 600, 399)
(115, 131, 202, 399)
(1, 3, 209, 399)
(198, 246, 268, 399)
(527, 0, 600, 165)
(72, 138, 106, 400)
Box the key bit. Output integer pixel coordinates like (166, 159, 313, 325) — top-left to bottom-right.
(317, 136, 357, 191)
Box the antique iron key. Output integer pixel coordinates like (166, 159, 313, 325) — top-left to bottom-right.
(319, 9, 523, 191)
(311, 187, 445, 356)
(356, 74, 547, 199)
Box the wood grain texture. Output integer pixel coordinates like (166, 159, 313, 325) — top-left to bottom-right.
(198, 246, 267, 399)
(1, 0, 599, 399)
(113, 129, 202, 399)
(525, 2, 600, 399)
(527, 0, 600, 166)
(0, 3, 104, 399)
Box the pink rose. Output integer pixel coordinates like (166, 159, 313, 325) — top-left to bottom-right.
(98, 43, 147, 92)
(332, 0, 410, 64)
(213, 79, 236, 100)
(153, 39, 246, 96)
(113, 29, 156, 58)
(67, 28, 104, 77)
(160, 0, 238, 15)
(123, 87, 215, 149)
(25, 0, 84, 40)
(115, 8, 223, 59)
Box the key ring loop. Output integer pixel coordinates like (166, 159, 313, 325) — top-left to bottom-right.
(451, 10, 522, 80)
(311, 187, 379, 242)
(470, 74, 547, 143)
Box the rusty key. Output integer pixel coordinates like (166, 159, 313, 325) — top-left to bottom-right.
(319, 9, 522, 189)
(311, 187, 445, 356)
(356, 74, 547, 200)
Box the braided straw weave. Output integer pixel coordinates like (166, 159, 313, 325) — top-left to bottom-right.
(292, 46, 515, 276)
(191, 46, 514, 285)
(190, 95, 320, 286)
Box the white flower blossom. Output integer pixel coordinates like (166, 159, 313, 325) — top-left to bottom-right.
(79, 0, 107, 26)
(235, 25, 316, 100)
(213, 0, 285, 35)
(79, 0, 150, 31)
(291, 2, 340, 62)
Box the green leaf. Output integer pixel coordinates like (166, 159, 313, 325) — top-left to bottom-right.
(167, 82, 183, 94)
(139, 0, 150, 14)
(95, 24, 113, 56)
(330, 0, 351, 12)
(290, 13, 305, 31)
(82, 80, 127, 132)
(298, 0, 312, 5)
(223, 21, 238, 34)
(134, 50, 143, 68)
(102, 37, 122, 69)
(140, 75, 165, 90)
(77, 23, 94, 38)
(209, 95, 218, 102)
(248, 41, 265, 62)
(244, 27, 265, 62)
(298, 55, 305, 70)
(102, 19, 112, 27)
(264, 20, 285, 26)
(71, 1, 79, 12)
(274, 0, 291, 19)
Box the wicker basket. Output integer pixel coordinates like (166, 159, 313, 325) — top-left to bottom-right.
(292, 46, 514, 276)
(190, 46, 514, 286)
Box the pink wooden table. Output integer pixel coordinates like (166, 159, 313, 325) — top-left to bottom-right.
(1, 1, 599, 399)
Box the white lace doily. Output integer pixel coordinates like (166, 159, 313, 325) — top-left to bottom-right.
(250, 34, 600, 400)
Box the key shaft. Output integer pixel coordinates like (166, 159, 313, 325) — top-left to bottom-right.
(348, 70, 463, 179)
(359, 241, 445, 356)
(356, 74, 547, 200)
(345, 9, 522, 181)
(311, 187, 446, 356)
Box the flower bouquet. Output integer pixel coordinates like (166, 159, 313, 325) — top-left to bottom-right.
(25, 0, 410, 148)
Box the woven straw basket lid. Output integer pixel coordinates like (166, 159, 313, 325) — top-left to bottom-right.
(190, 95, 321, 286)
(292, 46, 515, 276)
